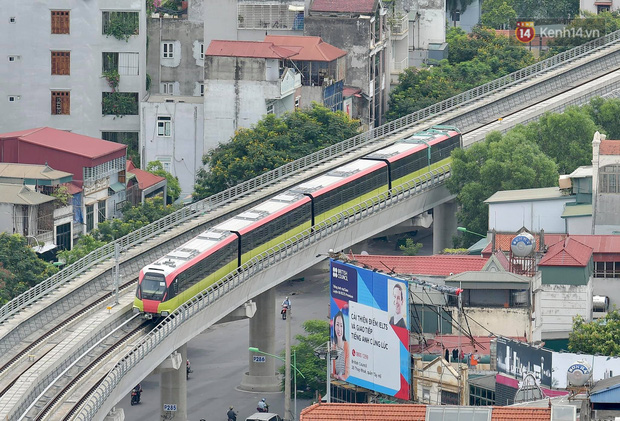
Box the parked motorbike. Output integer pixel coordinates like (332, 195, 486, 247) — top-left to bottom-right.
(281, 305, 288, 320)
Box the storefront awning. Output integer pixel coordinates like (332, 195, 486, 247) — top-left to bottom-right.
(109, 182, 125, 193)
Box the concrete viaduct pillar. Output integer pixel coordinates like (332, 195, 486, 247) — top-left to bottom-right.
(240, 288, 280, 392)
(159, 344, 187, 421)
(433, 200, 457, 254)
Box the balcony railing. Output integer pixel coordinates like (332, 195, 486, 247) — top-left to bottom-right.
(389, 13, 408, 37)
(391, 57, 409, 73)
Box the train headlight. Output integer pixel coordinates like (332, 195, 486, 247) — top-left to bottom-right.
(161, 311, 169, 317)
(133, 307, 140, 314)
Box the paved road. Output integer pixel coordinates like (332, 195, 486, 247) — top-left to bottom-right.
(118, 270, 329, 421)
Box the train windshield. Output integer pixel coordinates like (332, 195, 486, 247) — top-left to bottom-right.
(141, 272, 167, 301)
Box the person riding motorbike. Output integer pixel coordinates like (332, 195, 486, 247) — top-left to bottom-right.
(257, 397, 269, 412)
(131, 383, 142, 405)
(281, 296, 291, 319)
(227, 406, 237, 421)
(186, 359, 192, 379)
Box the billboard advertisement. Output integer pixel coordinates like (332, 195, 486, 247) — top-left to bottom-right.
(330, 259, 410, 399)
(496, 337, 553, 387)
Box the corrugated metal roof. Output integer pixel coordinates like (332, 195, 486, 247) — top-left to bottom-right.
(538, 237, 593, 267)
(485, 187, 567, 203)
(352, 254, 488, 276)
(264, 35, 346, 61)
(0, 163, 72, 183)
(561, 204, 592, 218)
(0, 183, 55, 205)
(309, 0, 377, 14)
(590, 376, 620, 403)
(600, 139, 620, 155)
(445, 270, 531, 289)
(206, 40, 297, 59)
(0, 127, 126, 160)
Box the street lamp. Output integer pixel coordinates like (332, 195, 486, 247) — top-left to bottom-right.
(249, 347, 305, 420)
(314, 342, 337, 403)
(456, 226, 487, 238)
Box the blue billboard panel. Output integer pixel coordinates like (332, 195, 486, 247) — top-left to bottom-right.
(330, 259, 410, 399)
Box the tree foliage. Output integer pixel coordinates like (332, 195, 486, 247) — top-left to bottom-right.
(387, 27, 534, 121)
(446, 129, 558, 247)
(569, 310, 620, 356)
(584, 97, 620, 140)
(545, 11, 620, 55)
(194, 104, 360, 200)
(279, 319, 330, 399)
(146, 160, 181, 204)
(481, 0, 517, 29)
(0, 233, 58, 305)
(399, 239, 423, 256)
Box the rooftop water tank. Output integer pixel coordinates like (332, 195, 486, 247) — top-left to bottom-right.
(567, 360, 592, 387)
(511, 232, 536, 257)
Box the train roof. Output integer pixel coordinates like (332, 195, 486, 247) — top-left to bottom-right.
(365, 128, 460, 162)
(214, 191, 309, 234)
(145, 228, 236, 276)
(290, 159, 384, 195)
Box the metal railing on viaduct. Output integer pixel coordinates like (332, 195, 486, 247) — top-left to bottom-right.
(3, 28, 620, 420)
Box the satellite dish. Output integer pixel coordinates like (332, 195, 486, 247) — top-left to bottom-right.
(567, 360, 592, 387)
(511, 233, 536, 257)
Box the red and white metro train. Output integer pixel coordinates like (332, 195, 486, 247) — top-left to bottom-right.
(133, 126, 462, 318)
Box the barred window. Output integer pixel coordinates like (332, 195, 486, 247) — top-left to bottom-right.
(51, 11, 70, 34)
(51, 91, 70, 115)
(237, 3, 303, 30)
(51, 51, 70, 75)
(102, 11, 139, 37)
(83, 157, 126, 183)
(600, 165, 620, 193)
(98, 200, 107, 224)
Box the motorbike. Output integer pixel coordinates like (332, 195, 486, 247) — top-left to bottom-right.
(257, 404, 269, 413)
(187, 363, 192, 379)
(130, 389, 141, 405)
(281, 305, 288, 320)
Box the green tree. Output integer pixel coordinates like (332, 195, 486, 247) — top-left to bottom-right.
(481, 0, 517, 29)
(584, 97, 620, 140)
(569, 310, 620, 356)
(447, 0, 476, 25)
(0, 233, 58, 304)
(279, 319, 330, 399)
(399, 238, 423, 256)
(523, 107, 597, 174)
(447, 129, 558, 247)
(57, 235, 107, 266)
(545, 11, 620, 54)
(146, 160, 181, 204)
(387, 27, 534, 121)
(194, 104, 360, 200)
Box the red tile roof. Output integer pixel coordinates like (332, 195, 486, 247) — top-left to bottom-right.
(482, 234, 620, 256)
(600, 139, 620, 155)
(538, 237, 593, 267)
(126, 160, 165, 190)
(352, 254, 488, 276)
(0, 127, 126, 159)
(299, 403, 551, 420)
(343, 86, 362, 97)
(205, 40, 297, 59)
(310, 0, 377, 14)
(300, 403, 426, 421)
(264, 35, 346, 61)
(491, 406, 551, 421)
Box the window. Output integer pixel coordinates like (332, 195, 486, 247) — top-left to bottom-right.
(56, 222, 71, 251)
(162, 42, 174, 59)
(101, 92, 139, 115)
(600, 165, 620, 193)
(102, 11, 139, 39)
(157, 116, 172, 137)
(162, 82, 174, 94)
(200, 84, 204, 96)
(598, 5, 610, 13)
(9, 17, 16, 24)
(86, 204, 94, 232)
(8, 56, 18, 62)
(157, 157, 172, 172)
(295, 96, 300, 109)
(8, 96, 20, 102)
(51, 11, 70, 34)
(51, 51, 70, 75)
(104, 52, 139, 75)
(200, 43, 204, 59)
(266, 102, 274, 114)
(98, 200, 106, 224)
(103, 52, 119, 72)
(51, 91, 70, 115)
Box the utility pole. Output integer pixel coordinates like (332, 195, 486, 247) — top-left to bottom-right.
(114, 242, 120, 305)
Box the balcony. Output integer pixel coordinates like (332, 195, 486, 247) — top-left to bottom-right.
(391, 57, 409, 73)
(388, 13, 408, 39)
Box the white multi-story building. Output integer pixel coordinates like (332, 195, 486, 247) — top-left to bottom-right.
(0, 1, 147, 146)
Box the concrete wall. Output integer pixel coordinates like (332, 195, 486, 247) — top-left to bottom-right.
(416, 0, 446, 50)
(532, 274, 593, 342)
(448, 307, 531, 338)
(488, 197, 575, 233)
(446, 0, 480, 33)
(566, 215, 591, 235)
(147, 16, 204, 96)
(0, 0, 146, 138)
(141, 97, 204, 199)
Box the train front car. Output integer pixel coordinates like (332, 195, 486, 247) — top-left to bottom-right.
(133, 229, 238, 318)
